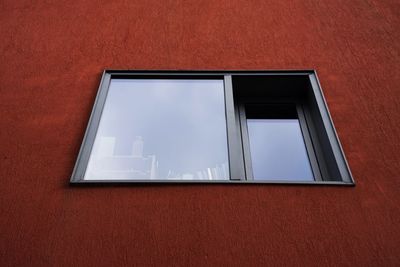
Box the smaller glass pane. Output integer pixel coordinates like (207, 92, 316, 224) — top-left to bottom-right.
(247, 119, 314, 181)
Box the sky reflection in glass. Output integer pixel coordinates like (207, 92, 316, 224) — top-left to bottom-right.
(84, 79, 229, 180)
(247, 119, 314, 181)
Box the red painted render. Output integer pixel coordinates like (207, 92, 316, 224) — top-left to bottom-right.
(0, 0, 399, 266)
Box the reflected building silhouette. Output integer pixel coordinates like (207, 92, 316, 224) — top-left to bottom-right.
(87, 136, 228, 180)
(87, 136, 158, 179)
(167, 163, 229, 180)
(132, 136, 144, 157)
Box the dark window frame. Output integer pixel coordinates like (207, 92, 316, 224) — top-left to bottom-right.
(70, 70, 355, 185)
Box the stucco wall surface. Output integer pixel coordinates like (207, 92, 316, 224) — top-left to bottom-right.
(0, 0, 399, 266)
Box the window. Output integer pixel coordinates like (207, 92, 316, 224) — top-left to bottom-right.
(240, 104, 316, 181)
(71, 70, 354, 184)
(85, 78, 229, 180)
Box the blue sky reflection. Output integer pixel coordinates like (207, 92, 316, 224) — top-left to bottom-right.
(84, 79, 229, 180)
(247, 119, 314, 181)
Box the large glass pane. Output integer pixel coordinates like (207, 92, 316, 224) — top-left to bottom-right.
(247, 119, 314, 181)
(84, 79, 229, 180)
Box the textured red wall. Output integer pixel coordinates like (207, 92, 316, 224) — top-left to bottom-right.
(1, 0, 399, 266)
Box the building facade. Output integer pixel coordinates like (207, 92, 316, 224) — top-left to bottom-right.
(0, 0, 399, 266)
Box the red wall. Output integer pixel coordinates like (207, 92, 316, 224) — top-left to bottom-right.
(1, 0, 399, 266)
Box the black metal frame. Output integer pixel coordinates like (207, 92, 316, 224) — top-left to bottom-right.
(70, 70, 355, 185)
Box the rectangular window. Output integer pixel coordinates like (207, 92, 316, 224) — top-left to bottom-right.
(240, 104, 315, 181)
(85, 79, 229, 180)
(71, 70, 354, 185)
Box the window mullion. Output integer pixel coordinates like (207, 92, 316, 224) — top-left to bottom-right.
(296, 104, 323, 181)
(238, 104, 254, 180)
(223, 75, 246, 180)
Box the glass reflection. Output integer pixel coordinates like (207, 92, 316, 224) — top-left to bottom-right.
(84, 79, 229, 180)
(247, 119, 314, 181)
